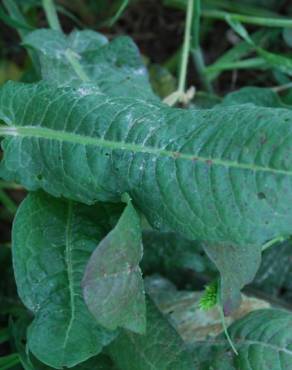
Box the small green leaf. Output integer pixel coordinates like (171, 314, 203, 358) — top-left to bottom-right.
(12, 192, 121, 368)
(82, 200, 146, 334)
(24, 29, 157, 100)
(204, 242, 262, 314)
(226, 17, 253, 42)
(23, 28, 107, 86)
(108, 298, 194, 370)
(199, 280, 218, 311)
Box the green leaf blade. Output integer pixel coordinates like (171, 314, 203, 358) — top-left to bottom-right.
(2, 80, 292, 246)
(23, 29, 157, 101)
(12, 192, 120, 368)
(108, 298, 194, 370)
(0, 353, 20, 369)
(193, 309, 292, 369)
(82, 200, 146, 334)
(2, 77, 292, 311)
(204, 243, 262, 314)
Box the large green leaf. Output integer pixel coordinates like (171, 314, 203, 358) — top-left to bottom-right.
(2, 81, 292, 246)
(2, 79, 292, 308)
(82, 199, 146, 334)
(108, 298, 194, 370)
(24, 29, 157, 100)
(12, 192, 121, 368)
(10, 315, 117, 370)
(193, 309, 292, 370)
(33, 354, 118, 370)
(7, 29, 292, 309)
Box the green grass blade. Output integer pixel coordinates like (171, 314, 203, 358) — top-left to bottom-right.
(0, 354, 20, 370)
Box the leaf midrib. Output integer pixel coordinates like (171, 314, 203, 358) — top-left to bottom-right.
(1, 125, 291, 176)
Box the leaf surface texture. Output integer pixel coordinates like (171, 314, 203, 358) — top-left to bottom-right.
(12, 192, 121, 368)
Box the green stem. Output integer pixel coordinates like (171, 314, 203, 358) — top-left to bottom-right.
(190, 0, 212, 93)
(178, 0, 194, 95)
(262, 236, 285, 251)
(164, 0, 277, 17)
(272, 81, 292, 93)
(191, 0, 200, 50)
(3, 0, 40, 71)
(65, 49, 90, 82)
(2, 0, 30, 38)
(218, 304, 238, 355)
(42, 0, 62, 31)
(0, 354, 20, 369)
(106, 0, 129, 27)
(191, 48, 213, 92)
(0, 180, 22, 190)
(217, 281, 238, 355)
(202, 9, 292, 28)
(205, 57, 266, 74)
(0, 188, 17, 214)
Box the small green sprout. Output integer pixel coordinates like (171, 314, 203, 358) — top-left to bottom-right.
(199, 280, 218, 310)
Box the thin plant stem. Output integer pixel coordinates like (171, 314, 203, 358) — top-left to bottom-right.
(218, 304, 238, 355)
(0, 180, 22, 190)
(191, 48, 213, 92)
(42, 0, 62, 32)
(42, 1, 89, 83)
(190, 0, 212, 92)
(205, 57, 266, 74)
(202, 9, 292, 28)
(217, 281, 238, 355)
(262, 236, 285, 251)
(0, 354, 21, 368)
(65, 49, 90, 82)
(191, 0, 200, 50)
(2, 0, 30, 38)
(0, 189, 17, 215)
(272, 81, 292, 93)
(178, 0, 194, 96)
(3, 0, 39, 71)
